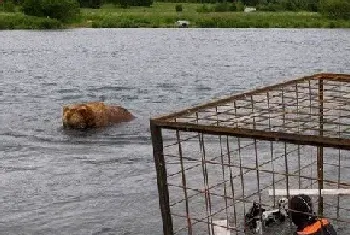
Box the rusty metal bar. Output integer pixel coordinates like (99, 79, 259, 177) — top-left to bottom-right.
(192, 160, 350, 187)
(150, 121, 174, 235)
(153, 74, 350, 123)
(199, 133, 214, 234)
(337, 103, 342, 219)
(337, 149, 341, 219)
(151, 73, 350, 235)
(295, 82, 302, 188)
(318, 73, 350, 82)
(176, 130, 192, 235)
(154, 75, 350, 122)
(152, 75, 315, 122)
(254, 139, 263, 231)
(169, 170, 317, 208)
(219, 135, 229, 226)
(267, 91, 277, 207)
(153, 121, 350, 150)
(270, 141, 276, 207)
(317, 78, 324, 216)
(238, 137, 246, 218)
(226, 135, 238, 229)
(216, 105, 230, 227)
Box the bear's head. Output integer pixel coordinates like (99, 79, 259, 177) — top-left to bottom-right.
(62, 104, 95, 129)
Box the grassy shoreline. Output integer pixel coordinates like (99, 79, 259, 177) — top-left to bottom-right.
(1, 3, 349, 29)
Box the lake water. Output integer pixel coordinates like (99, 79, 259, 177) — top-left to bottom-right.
(0, 28, 349, 235)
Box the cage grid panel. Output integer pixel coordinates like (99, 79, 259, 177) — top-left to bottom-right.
(151, 74, 350, 235)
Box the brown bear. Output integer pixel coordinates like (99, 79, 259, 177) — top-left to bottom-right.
(62, 102, 134, 129)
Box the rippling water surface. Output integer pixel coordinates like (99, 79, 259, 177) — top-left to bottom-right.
(0, 28, 349, 235)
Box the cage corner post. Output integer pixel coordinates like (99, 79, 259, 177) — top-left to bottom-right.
(317, 77, 324, 216)
(150, 120, 174, 235)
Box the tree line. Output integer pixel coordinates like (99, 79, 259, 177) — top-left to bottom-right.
(2, 0, 153, 10)
(1, 0, 349, 22)
(0, 0, 154, 22)
(157, 0, 349, 14)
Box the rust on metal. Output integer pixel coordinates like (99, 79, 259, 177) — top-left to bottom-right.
(150, 73, 350, 235)
(151, 73, 350, 150)
(150, 120, 174, 235)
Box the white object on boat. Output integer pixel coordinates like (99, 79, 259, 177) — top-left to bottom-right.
(244, 7, 256, 12)
(268, 188, 350, 196)
(175, 20, 190, 28)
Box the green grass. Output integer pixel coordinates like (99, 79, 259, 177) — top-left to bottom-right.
(0, 12, 62, 29)
(99, 2, 202, 13)
(77, 3, 350, 28)
(1, 3, 350, 29)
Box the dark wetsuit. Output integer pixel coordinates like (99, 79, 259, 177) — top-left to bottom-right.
(295, 219, 337, 235)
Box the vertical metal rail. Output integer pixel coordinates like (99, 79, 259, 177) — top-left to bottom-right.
(196, 112, 201, 151)
(270, 142, 276, 208)
(238, 137, 246, 219)
(254, 139, 263, 233)
(199, 133, 213, 234)
(216, 106, 230, 227)
(317, 78, 324, 216)
(281, 86, 292, 230)
(267, 91, 276, 207)
(176, 130, 192, 235)
(337, 149, 341, 219)
(284, 142, 290, 200)
(226, 136, 237, 232)
(308, 80, 313, 188)
(281, 88, 286, 130)
(251, 95, 256, 130)
(281, 85, 289, 197)
(234, 99, 247, 223)
(150, 121, 174, 235)
(296, 82, 302, 189)
(337, 96, 342, 219)
(284, 141, 293, 231)
(252, 94, 263, 232)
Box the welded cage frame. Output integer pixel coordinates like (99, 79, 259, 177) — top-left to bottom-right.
(150, 73, 350, 235)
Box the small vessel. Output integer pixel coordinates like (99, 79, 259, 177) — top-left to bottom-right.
(175, 20, 190, 28)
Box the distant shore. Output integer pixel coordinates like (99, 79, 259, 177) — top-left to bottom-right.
(1, 3, 349, 29)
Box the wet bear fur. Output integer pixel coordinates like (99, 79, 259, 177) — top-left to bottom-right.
(62, 102, 134, 129)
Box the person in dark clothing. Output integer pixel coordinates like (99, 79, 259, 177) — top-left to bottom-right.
(289, 194, 338, 235)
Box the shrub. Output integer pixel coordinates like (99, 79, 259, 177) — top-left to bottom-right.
(22, 0, 80, 22)
(42, 0, 80, 22)
(0, 1, 16, 12)
(307, 1, 318, 11)
(197, 4, 211, 12)
(197, 18, 217, 27)
(175, 4, 182, 11)
(328, 21, 336, 28)
(241, 0, 258, 6)
(319, 0, 350, 20)
(78, 0, 102, 8)
(197, 3, 241, 12)
(235, 2, 245, 11)
(119, 0, 128, 8)
(141, 0, 153, 6)
(256, 3, 284, 11)
(112, 0, 153, 7)
(0, 14, 61, 29)
(229, 3, 236, 11)
(214, 2, 229, 11)
(22, 0, 43, 16)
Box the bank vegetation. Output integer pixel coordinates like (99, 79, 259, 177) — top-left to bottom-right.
(0, 0, 349, 29)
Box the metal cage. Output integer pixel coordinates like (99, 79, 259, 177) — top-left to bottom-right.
(150, 73, 350, 235)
